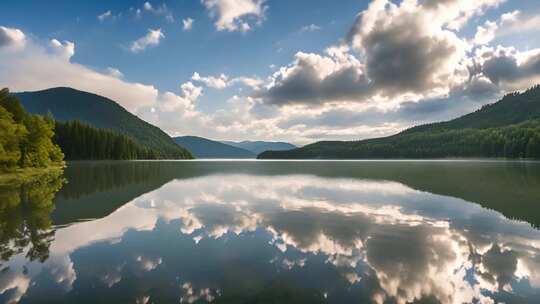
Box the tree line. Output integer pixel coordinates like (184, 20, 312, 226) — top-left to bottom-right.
(260, 119, 540, 159)
(55, 120, 162, 160)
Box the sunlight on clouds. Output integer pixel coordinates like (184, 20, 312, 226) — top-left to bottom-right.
(2, 0, 540, 143)
(130, 28, 164, 53)
(0, 26, 26, 50)
(49, 39, 75, 60)
(201, 0, 267, 32)
(182, 17, 194, 31)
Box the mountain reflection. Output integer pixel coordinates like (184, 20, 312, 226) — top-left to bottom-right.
(1, 161, 540, 303)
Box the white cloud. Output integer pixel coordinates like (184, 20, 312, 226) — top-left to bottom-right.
(143, 2, 153, 11)
(97, 10, 113, 22)
(143, 1, 174, 23)
(0, 26, 26, 50)
(201, 0, 267, 32)
(258, 0, 513, 108)
(496, 10, 540, 37)
(130, 28, 164, 53)
(49, 39, 75, 60)
(106, 67, 124, 78)
(474, 20, 498, 45)
(0, 31, 159, 112)
(192, 72, 263, 90)
(300, 24, 321, 33)
(229, 76, 263, 89)
(192, 72, 229, 89)
(183, 18, 194, 31)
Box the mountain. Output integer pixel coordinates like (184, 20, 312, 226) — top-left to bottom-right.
(174, 136, 256, 158)
(15, 87, 192, 159)
(221, 140, 297, 155)
(259, 85, 540, 159)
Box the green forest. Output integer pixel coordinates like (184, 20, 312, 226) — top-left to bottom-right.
(55, 120, 163, 160)
(259, 85, 540, 159)
(260, 118, 540, 159)
(0, 88, 64, 172)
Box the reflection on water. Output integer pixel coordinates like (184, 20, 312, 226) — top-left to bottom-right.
(1, 161, 540, 303)
(0, 171, 64, 264)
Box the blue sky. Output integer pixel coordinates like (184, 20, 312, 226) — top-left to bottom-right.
(1, 0, 540, 144)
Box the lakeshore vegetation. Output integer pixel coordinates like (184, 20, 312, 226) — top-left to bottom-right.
(0, 88, 187, 178)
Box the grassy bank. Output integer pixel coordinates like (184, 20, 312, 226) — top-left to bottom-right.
(0, 165, 65, 186)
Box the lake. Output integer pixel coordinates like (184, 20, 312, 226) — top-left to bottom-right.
(1, 160, 540, 303)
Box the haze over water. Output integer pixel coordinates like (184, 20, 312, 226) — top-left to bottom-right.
(1, 160, 540, 303)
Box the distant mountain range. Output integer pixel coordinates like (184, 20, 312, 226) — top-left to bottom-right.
(259, 85, 540, 159)
(174, 136, 256, 158)
(15, 87, 192, 159)
(221, 140, 297, 155)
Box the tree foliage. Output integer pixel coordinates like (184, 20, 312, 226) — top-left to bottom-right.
(55, 120, 163, 160)
(0, 89, 64, 171)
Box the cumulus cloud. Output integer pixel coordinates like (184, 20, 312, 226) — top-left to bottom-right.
(49, 39, 75, 60)
(256, 0, 532, 116)
(0, 26, 26, 50)
(130, 28, 164, 53)
(97, 10, 113, 22)
(192, 72, 263, 90)
(483, 10, 540, 41)
(201, 0, 267, 32)
(478, 46, 540, 90)
(143, 1, 174, 23)
(474, 20, 498, 45)
(183, 18, 194, 31)
(192, 72, 229, 89)
(2, 0, 540, 144)
(348, 0, 471, 97)
(259, 45, 369, 105)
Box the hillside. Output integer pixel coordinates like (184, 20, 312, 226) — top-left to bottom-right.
(174, 136, 256, 158)
(55, 120, 163, 160)
(259, 86, 540, 159)
(221, 140, 297, 155)
(15, 87, 192, 159)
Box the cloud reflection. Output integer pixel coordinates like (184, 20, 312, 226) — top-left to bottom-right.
(2, 174, 540, 303)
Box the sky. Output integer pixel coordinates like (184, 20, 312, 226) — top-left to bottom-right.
(1, 0, 540, 145)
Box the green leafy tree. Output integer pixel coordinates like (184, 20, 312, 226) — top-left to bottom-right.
(0, 88, 64, 171)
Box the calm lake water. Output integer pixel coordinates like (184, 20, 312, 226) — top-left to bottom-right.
(1, 160, 540, 304)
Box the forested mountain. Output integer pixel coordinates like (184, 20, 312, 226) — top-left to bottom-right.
(259, 85, 540, 159)
(56, 120, 163, 160)
(15, 87, 192, 159)
(174, 136, 256, 158)
(221, 140, 297, 155)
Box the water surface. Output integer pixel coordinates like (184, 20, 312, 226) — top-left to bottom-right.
(1, 160, 540, 303)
